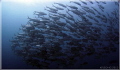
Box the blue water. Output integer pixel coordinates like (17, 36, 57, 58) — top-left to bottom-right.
(2, 0, 119, 69)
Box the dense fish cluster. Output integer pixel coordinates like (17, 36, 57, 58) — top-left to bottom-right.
(10, 0, 119, 69)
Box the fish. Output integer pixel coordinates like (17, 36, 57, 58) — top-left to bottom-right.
(65, 25, 76, 32)
(93, 18, 99, 23)
(55, 21, 66, 26)
(79, 0, 87, 5)
(67, 8, 80, 16)
(81, 5, 89, 10)
(10, 0, 119, 68)
(46, 6, 58, 11)
(70, 1, 81, 6)
(91, 7, 101, 15)
(65, 20, 72, 26)
(101, 1, 106, 4)
(86, 15, 94, 19)
(44, 8, 57, 13)
(80, 15, 89, 22)
(82, 6, 95, 15)
(67, 5, 78, 9)
(57, 12, 66, 17)
(34, 11, 47, 17)
(52, 4, 64, 10)
(39, 16, 50, 20)
(87, 0, 93, 4)
(18, 33, 27, 36)
(54, 2, 66, 8)
(28, 17, 41, 23)
(95, 0, 99, 4)
(49, 14, 60, 21)
(66, 11, 74, 18)
(114, 1, 119, 6)
(98, 4, 104, 10)
(65, 15, 75, 21)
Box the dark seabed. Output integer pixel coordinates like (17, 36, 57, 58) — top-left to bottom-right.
(2, 0, 119, 69)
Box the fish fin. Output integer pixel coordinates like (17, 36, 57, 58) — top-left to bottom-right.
(52, 4, 54, 7)
(52, 4, 56, 8)
(27, 16, 30, 19)
(44, 8, 47, 11)
(33, 11, 36, 15)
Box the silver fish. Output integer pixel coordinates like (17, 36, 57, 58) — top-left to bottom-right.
(44, 8, 57, 13)
(52, 4, 64, 10)
(79, 0, 87, 5)
(54, 2, 66, 8)
(67, 5, 78, 9)
(70, 1, 81, 6)
(34, 11, 47, 16)
(46, 6, 58, 11)
(28, 17, 41, 23)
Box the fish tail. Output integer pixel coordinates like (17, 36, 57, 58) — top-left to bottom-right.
(67, 8, 70, 11)
(48, 13, 51, 17)
(34, 11, 36, 15)
(46, 6, 48, 8)
(27, 16, 30, 19)
(52, 4, 55, 7)
(66, 10, 68, 13)
(44, 8, 47, 11)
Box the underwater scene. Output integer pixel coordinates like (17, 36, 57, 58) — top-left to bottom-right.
(2, 0, 119, 69)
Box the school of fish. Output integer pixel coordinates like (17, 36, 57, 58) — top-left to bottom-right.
(10, 0, 119, 69)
